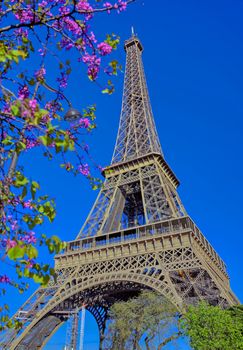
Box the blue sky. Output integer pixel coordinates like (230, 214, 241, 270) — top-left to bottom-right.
(3, 0, 243, 349)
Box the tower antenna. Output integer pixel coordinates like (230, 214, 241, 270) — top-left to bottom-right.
(131, 26, 135, 36)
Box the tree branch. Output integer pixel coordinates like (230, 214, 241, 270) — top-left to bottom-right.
(0, 0, 135, 34)
(157, 332, 182, 350)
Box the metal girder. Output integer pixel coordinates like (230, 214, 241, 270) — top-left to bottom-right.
(0, 33, 238, 350)
(112, 36, 162, 164)
(76, 155, 186, 239)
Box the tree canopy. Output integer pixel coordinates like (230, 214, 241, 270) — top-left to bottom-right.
(181, 301, 243, 350)
(104, 291, 243, 350)
(105, 290, 182, 350)
(0, 0, 132, 330)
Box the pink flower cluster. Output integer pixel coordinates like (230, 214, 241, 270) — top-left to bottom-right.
(21, 231, 37, 244)
(15, 6, 34, 23)
(39, 0, 48, 8)
(59, 5, 71, 16)
(26, 259, 35, 269)
(0, 275, 10, 284)
(25, 138, 39, 149)
(76, 0, 93, 19)
(63, 18, 82, 36)
(82, 54, 101, 80)
(35, 67, 46, 81)
(23, 199, 33, 209)
(29, 99, 37, 111)
(79, 118, 90, 128)
(14, 28, 28, 38)
(103, 1, 127, 13)
(97, 42, 112, 56)
(78, 163, 90, 176)
(57, 73, 68, 88)
(117, 0, 127, 12)
(6, 239, 17, 250)
(18, 85, 29, 100)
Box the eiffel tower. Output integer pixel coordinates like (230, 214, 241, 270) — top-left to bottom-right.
(1, 32, 238, 350)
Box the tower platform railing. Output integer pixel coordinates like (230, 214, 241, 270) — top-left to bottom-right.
(58, 216, 226, 274)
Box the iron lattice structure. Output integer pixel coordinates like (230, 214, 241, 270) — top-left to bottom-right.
(0, 34, 238, 350)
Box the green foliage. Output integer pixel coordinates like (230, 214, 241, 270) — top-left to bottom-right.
(0, 41, 26, 63)
(181, 301, 243, 350)
(105, 33, 120, 49)
(102, 80, 115, 94)
(105, 291, 181, 350)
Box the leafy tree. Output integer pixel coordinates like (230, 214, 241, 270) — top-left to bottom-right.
(181, 301, 243, 350)
(0, 0, 133, 330)
(104, 290, 182, 350)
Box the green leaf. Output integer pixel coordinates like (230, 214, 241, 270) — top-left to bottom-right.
(2, 136, 13, 146)
(26, 245, 38, 259)
(20, 186, 27, 200)
(28, 78, 35, 86)
(11, 105, 19, 116)
(33, 274, 50, 286)
(7, 246, 25, 260)
(22, 37, 29, 44)
(39, 135, 52, 146)
(32, 181, 40, 189)
(15, 173, 29, 187)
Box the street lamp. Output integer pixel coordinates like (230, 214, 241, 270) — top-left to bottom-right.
(64, 108, 82, 122)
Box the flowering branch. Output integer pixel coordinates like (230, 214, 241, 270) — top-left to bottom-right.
(0, 0, 132, 330)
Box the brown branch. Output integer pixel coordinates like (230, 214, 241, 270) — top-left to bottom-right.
(0, 0, 135, 34)
(157, 332, 182, 350)
(145, 335, 155, 350)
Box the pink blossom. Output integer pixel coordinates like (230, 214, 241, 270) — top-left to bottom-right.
(21, 231, 37, 244)
(97, 42, 112, 56)
(14, 28, 28, 38)
(64, 18, 82, 35)
(41, 114, 51, 124)
(82, 54, 101, 80)
(26, 259, 35, 269)
(76, 0, 93, 19)
(6, 239, 17, 250)
(15, 6, 34, 23)
(59, 6, 71, 15)
(45, 102, 52, 110)
(23, 199, 33, 209)
(79, 118, 90, 128)
(11, 220, 18, 231)
(29, 99, 37, 111)
(39, 0, 48, 8)
(60, 37, 75, 50)
(3, 104, 10, 114)
(78, 163, 90, 176)
(11, 197, 20, 206)
(117, 0, 127, 12)
(0, 275, 10, 284)
(35, 67, 46, 81)
(57, 73, 68, 88)
(88, 31, 97, 44)
(103, 2, 112, 13)
(26, 139, 38, 149)
(18, 85, 29, 100)
(38, 48, 46, 56)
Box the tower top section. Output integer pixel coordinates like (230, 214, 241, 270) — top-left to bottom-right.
(124, 32, 143, 52)
(112, 33, 163, 164)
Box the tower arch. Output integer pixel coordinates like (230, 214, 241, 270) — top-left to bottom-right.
(11, 272, 180, 350)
